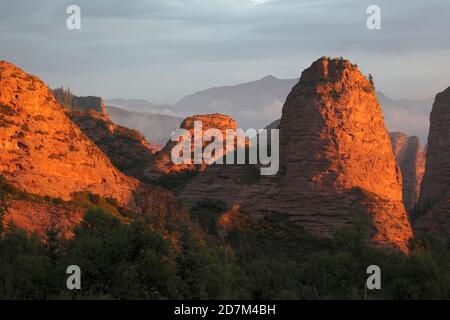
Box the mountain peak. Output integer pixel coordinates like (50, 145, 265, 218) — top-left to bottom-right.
(180, 57, 413, 252)
(260, 74, 278, 81)
(298, 56, 368, 87)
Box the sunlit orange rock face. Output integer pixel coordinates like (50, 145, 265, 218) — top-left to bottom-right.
(0, 61, 190, 236)
(144, 113, 240, 180)
(279, 58, 403, 199)
(416, 87, 450, 236)
(1, 199, 84, 239)
(181, 57, 413, 252)
(389, 132, 425, 211)
(0, 61, 139, 204)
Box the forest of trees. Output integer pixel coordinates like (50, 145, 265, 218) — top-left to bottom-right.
(1, 196, 449, 299)
(52, 87, 75, 107)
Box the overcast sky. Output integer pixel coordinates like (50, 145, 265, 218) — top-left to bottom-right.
(1, 0, 449, 103)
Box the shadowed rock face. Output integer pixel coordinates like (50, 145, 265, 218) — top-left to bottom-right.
(52, 90, 160, 178)
(67, 108, 158, 178)
(389, 132, 425, 211)
(420, 87, 450, 203)
(72, 96, 106, 114)
(0, 61, 191, 236)
(180, 57, 413, 252)
(416, 87, 450, 236)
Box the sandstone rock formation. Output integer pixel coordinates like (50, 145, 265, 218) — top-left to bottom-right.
(54, 88, 171, 148)
(1, 198, 84, 239)
(0, 61, 139, 204)
(0, 61, 190, 236)
(144, 113, 241, 180)
(416, 87, 450, 236)
(181, 57, 413, 252)
(389, 132, 425, 211)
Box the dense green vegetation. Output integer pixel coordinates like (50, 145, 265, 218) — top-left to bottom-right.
(148, 170, 200, 194)
(0, 208, 241, 299)
(227, 214, 450, 299)
(1, 188, 449, 299)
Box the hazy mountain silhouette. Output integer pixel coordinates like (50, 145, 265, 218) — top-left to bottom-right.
(174, 75, 298, 129)
(106, 106, 182, 145)
(105, 98, 177, 116)
(377, 91, 433, 144)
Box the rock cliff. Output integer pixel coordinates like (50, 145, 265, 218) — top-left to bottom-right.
(416, 87, 450, 236)
(389, 132, 425, 211)
(0, 61, 139, 205)
(181, 57, 413, 252)
(144, 113, 240, 180)
(67, 109, 157, 177)
(0, 61, 190, 236)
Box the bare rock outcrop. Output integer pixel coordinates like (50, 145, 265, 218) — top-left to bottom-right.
(144, 113, 240, 180)
(416, 87, 450, 236)
(0, 61, 190, 235)
(181, 57, 413, 252)
(389, 132, 425, 211)
(0, 61, 139, 205)
(1, 198, 84, 239)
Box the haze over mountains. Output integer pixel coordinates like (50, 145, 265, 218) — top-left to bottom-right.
(106, 75, 433, 146)
(104, 98, 176, 116)
(173, 75, 298, 130)
(377, 92, 433, 144)
(106, 106, 182, 146)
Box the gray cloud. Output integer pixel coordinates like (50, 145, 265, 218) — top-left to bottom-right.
(0, 0, 449, 103)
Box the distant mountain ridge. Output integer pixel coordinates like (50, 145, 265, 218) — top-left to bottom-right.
(174, 75, 298, 129)
(105, 98, 176, 116)
(377, 91, 433, 143)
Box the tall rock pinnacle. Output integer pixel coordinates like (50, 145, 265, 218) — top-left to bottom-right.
(416, 87, 450, 236)
(279, 57, 403, 200)
(420, 87, 450, 203)
(389, 132, 425, 211)
(272, 57, 413, 251)
(181, 57, 413, 252)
